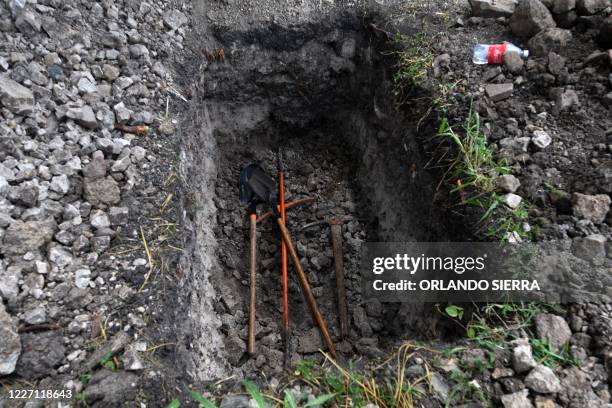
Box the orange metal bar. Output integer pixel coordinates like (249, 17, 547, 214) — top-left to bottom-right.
(279, 172, 289, 330)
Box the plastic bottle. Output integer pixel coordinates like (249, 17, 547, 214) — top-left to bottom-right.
(472, 43, 529, 65)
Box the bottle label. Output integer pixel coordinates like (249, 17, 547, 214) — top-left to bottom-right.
(487, 44, 507, 64)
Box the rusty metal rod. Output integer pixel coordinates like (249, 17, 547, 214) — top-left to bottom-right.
(275, 218, 338, 360)
(256, 197, 315, 224)
(248, 213, 257, 355)
(329, 219, 349, 339)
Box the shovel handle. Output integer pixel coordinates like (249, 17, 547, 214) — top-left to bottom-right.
(330, 221, 349, 339)
(276, 218, 338, 360)
(248, 214, 257, 355)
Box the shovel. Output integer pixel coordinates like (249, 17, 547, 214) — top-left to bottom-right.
(240, 163, 338, 360)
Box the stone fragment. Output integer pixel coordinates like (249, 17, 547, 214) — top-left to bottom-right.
(163, 10, 188, 29)
(1, 218, 56, 255)
(50, 174, 70, 194)
(504, 51, 525, 74)
(547, 52, 566, 75)
(83, 369, 139, 406)
(109, 207, 128, 225)
(90, 210, 110, 229)
(430, 372, 450, 402)
(534, 314, 572, 350)
(571, 193, 610, 223)
(0, 74, 34, 114)
(486, 83, 514, 101)
(66, 105, 98, 129)
(498, 174, 521, 193)
(23, 307, 47, 324)
(504, 193, 523, 209)
(0, 265, 20, 301)
(470, 0, 517, 17)
(0, 302, 21, 375)
(83, 153, 107, 179)
(84, 177, 121, 206)
(528, 28, 572, 56)
(16, 332, 66, 379)
(510, 0, 556, 38)
(513, 341, 538, 373)
(576, 0, 608, 14)
(554, 88, 580, 111)
(121, 344, 144, 371)
(102, 64, 120, 81)
(501, 389, 533, 408)
(572, 234, 607, 266)
(532, 130, 552, 149)
(82, 331, 130, 372)
(524, 365, 561, 393)
(220, 396, 251, 408)
(8, 183, 39, 207)
(75, 268, 91, 289)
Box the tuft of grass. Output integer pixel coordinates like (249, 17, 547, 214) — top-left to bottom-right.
(189, 388, 217, 408)
(392, 32, 435, 103)
(438, 106, 507, 195)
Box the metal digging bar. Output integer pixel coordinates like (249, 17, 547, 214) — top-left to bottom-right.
(239, 163, 338, 360)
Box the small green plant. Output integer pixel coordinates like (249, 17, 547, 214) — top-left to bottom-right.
(531, 338, 577, 368)
(438, 107, 507, 196)
(189, 388, 217, 408)
(446, 369, 489, 408)
(166, 399, 181, 408)
(244, 380, 268, 408)
(393, 33, 434, 86)
(444, 305, 464, 320)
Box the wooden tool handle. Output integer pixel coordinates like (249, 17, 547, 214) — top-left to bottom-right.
(276, 218, 338, 359)
(248, 214, 257, 355)
(330, 222, 349, 339)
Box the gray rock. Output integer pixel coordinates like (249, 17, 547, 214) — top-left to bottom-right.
(83, 369, 139, 407)
(23, 307, 47, 324)
(513, 341, 537, 373)
(498, 174, 521, 193)
(83, 332, 131, 372)
(16, 332, 66, 379)
(48, 246, 73, 268)
(553, 0, 576, 13)
(121, 344, 144, 371)
(572, 234, 607, 266)
(486, 83, 514, 101)
(84, 177, 121, 206)
(113, 102, 132, 124)
(534, 314, 572, 350)
(532, 130, 552, 149)
(298, 328, 323, 353)
(102, 64, 120, 81)
(504, 51, 524, 74)
(0, 74, 34, 114)
(554, 88, 580, 111)
(220, 395, 251, 408)
(571, 193, 610, 223)
(108, 207, 128, 225)
(83, 153, 107, 179)
(528, 28, 572, 56)
(0, 265, 20, 301)
(510, 0, 556, 38)
(75, 268, 92, 289)
(501, 389, 533, 408)
(90, 210, 110, 229)
(554, 9, 578, 27)
(430, 372, 450, 402)
(50, 174, 70, 194)
(2, 218, 56, 255)
(163, 10, 188, 30)
(0, 302, 21, 375)
(8, 183, 38, 207)
(524, 364, 561, 393)
(504, 193, 523, 209)
(548, 52, 566, 75)
(66, 105, 98, 129)
(576, 0, 608, 14)
(470, 0, 517, 17)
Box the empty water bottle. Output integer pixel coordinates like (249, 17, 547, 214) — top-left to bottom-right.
(473, 43, 529, 65)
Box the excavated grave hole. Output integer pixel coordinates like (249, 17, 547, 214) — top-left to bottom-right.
(178, 15, 469, 380)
